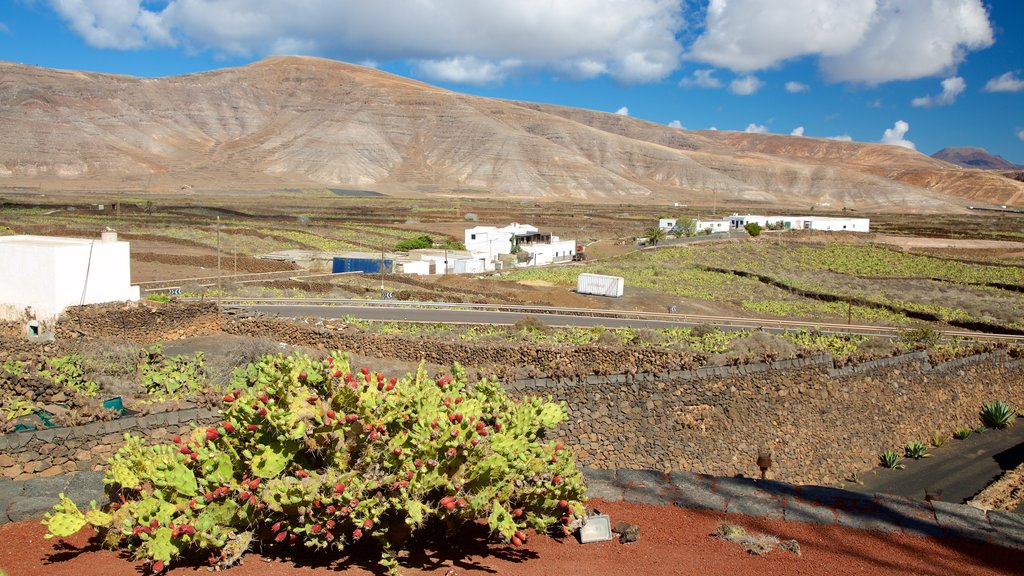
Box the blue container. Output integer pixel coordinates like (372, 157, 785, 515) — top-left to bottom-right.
(332, 257, 393, 274)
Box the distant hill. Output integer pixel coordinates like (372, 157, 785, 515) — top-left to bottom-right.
(1, 56, 1023, 211)
(932, 147, 1022, 170)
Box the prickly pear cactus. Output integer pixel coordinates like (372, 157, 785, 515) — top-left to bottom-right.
(43, 351, 587, 574)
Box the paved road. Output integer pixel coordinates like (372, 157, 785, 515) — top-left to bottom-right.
(851, 424, 1024, 510)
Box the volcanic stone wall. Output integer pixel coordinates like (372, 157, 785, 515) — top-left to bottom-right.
(55, 301, 225, 342)
(508, 351, 1024, 485)
(0, 408, 219, 481)
(226, 316, 706, 380)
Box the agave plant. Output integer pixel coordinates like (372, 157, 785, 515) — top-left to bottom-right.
(904, 441, 930, 460)
(953, 426, 972, 440)
(879, 449, 903, 469)
(930, 432, 946, 448)
(980, 400, 1017, 429)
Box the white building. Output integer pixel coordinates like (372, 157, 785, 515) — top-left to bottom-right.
(695, 219, 731, 234)
(0, 234, 139, 322)
(706, 214, 870, 233)
(658, 218, 677, 231)
(464, 223, 575, 269)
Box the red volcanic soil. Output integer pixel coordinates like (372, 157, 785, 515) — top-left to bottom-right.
(1, 499, 1017, 576)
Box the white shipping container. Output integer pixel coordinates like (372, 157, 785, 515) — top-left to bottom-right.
(577, 273, 624, 298)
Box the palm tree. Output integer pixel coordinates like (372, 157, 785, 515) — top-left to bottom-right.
(645, 226, 667, 246)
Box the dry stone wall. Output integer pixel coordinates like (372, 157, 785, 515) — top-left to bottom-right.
(0, 408, 219, 481)
(56, 301, 224, 342)
(507, 351, 1024, 486)
(226, 316, 706, 379)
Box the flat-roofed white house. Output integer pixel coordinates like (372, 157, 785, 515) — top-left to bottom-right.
(0, 234, 140, 322)
(464, 223, 575, 269)
(707, 214, 870, 233)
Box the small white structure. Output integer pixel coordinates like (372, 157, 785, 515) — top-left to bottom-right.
(695, 219, 731, 234)
(397, 260, 432, 275)
(658, 218, 677, 231)
(0, 234, 139, 322)
(577, 273, 624, 298)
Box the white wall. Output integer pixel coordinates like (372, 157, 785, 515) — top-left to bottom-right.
(659, 218, 677, 231)
(696, 220, 730, 233)
(398, 260, 431, 275)
(520, 239, 576, 266)
(0, 235, 136, 321)
(464, 226, 513, 257)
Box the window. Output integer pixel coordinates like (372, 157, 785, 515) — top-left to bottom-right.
(470, 234, 476, 240)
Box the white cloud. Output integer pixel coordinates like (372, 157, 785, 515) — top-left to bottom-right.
(415, 56, 520, 85)
(911, 76, 966, 107)
(828, 134, 853, 142)
(880, 120, 915, 150)
(0, 22, 9, 34)
(668, 120, 685, 129)
(46, 0, 685, 84)
(785, 81, 809, 93)
(679, 68, 723, 89)
(708, 126, 718, 131)
(730, 74, 763, 95)
(614, 106, 630, 116)
(688, 0, 993, 84)
(1017, 128, 1024, 142)
(689, 0, 876, 72)
(984, 71, 1024, 93)
(790, 126, 804, 136)
(47, 0, 174, 49)
(869, 99, 883, 108)
(744, 123, 768, 134)
(821, 1, 992, 84)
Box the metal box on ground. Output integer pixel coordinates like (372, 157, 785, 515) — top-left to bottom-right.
(577, 273, 624, 298)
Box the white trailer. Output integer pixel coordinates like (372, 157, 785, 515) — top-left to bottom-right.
(577, 273, 624, 298)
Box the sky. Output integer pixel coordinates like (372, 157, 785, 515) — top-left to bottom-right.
(2, 0, 1023, 163)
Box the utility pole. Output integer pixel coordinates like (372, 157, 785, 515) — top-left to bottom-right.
(380, 239, 385, 292)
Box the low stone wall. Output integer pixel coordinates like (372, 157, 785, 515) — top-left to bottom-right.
(507, 350, 1024, 486)
(55, 301, 224, 342)
(226, 316, 707, 380)
(0, 408, 219, 481)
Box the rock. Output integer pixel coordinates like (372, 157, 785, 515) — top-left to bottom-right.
(612, 521, 641, 544)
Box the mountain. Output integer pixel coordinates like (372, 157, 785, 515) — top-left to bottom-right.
(1, 56, 1022, 211)
(931, 147, 1022, 170)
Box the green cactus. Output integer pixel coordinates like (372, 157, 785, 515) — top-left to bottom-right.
(43, 350, 588, 574)
(41, 494, 87, 538)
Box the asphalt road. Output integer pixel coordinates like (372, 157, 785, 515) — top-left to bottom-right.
(851, 423, 1024, 509)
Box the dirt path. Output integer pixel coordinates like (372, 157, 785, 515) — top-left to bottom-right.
(2, 500, 1018, 576)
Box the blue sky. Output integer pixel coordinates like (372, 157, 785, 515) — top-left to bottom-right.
(3, 1, 1023, 163)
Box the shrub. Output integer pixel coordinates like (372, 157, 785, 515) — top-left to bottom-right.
(394, 235, 433, 252)
(743, 223, 762, 237)
(980, 400, 1017, 429)
(880, 450, 903, 469)
(953, 426, 972, 440)
(42, 352, 586, 574)
(138, 345, 207, 400)
(39, 354, 99, 396)
(930, 432, 946, 448)
(904, 441, 930, 459)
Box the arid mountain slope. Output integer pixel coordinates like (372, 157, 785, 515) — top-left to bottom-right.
(1, 56, 1021, 211)
(932, 147, 1022, 170)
